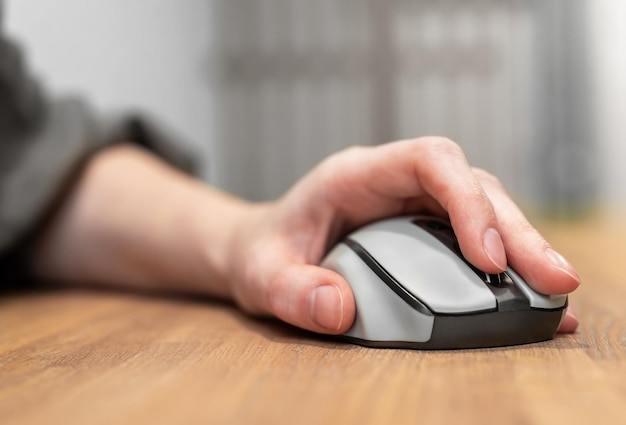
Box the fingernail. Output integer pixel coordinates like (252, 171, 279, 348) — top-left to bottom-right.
(545, 247, 581, 285)
(483, 227, 507, 270)
(307, 285, 344, 332)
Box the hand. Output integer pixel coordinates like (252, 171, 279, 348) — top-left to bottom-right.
(227, 137, 580, 334)
(33, 141, 579, 336)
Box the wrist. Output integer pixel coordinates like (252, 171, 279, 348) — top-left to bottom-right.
(189, 185, 264, 299)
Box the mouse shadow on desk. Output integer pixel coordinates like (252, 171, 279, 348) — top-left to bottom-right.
(439, 333, 587, 354)
(230, 311, 588, 352)
(226, 311, 584, 353)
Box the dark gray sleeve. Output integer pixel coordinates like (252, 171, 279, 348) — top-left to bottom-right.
(0, 7, 202, 283)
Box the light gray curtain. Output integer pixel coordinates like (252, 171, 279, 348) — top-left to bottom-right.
(208, 0, 595, 215)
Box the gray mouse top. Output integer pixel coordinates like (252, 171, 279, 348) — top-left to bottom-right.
(321, 216, 568, 349)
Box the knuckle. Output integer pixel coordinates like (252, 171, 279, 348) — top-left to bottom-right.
(519, 220, 545, 243)
(416, 136, 464, 158)
(313, 144, 370, 186)
(473, 167, 499, 183)
(342, 144, 369, 155)
(473, 167, 505, 191)
(328, 144, 369, 162)
(318, 145, 364, 171)
(331, 145, 371, 168)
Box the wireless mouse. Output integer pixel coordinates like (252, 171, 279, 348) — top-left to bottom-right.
(321, 216, 568, 349)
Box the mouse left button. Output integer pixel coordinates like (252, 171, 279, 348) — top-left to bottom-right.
(321, 243, 435, 343)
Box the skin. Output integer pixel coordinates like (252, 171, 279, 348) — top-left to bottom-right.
(33, 137, 580, 335)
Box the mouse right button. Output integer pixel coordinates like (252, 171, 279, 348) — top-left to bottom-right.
(506, 268, 568, 309)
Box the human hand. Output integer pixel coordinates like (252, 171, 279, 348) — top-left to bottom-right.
(227, 137, 580, 335)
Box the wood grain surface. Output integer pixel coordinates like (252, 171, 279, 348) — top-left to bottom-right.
(1, 212, 625, 425)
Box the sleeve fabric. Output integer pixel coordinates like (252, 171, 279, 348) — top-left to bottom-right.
(0, 4, 201, 286)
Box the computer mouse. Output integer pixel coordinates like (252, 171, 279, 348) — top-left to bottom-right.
(321, 216, 568, 349)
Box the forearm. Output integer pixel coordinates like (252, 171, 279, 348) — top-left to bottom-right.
(33, 144, 250, 297)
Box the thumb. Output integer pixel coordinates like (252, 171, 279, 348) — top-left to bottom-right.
(265, 263, 356, 334)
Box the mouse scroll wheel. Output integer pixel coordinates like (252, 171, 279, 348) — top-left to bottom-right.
(485, 274, 503, 285)
(453, 241, 511, 286)
(486, 272, 514, 286)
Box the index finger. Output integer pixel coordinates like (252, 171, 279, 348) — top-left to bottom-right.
(474, 168, 581, 295)
(363, 137, 509, 274)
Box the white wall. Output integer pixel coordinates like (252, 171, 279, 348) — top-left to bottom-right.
(5, 1, 626, 205)
(5, 0, 214, 177)
(589, 0, 626, 205)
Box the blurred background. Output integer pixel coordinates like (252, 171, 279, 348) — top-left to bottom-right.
(5, 0, 625, 215)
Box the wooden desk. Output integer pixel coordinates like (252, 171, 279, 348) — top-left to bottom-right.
(1, 212, 625, 425)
